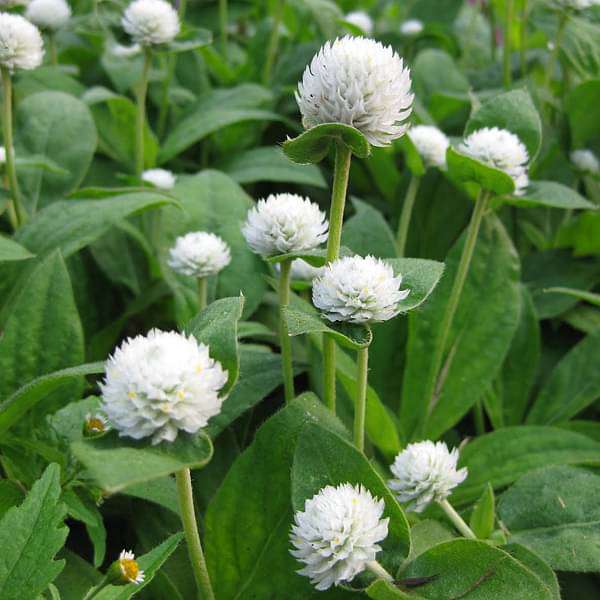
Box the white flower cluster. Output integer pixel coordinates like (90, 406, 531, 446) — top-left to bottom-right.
(0, 12, 44, 71)
(122, 0, 180, 46)
(388, 441, 468, 513)
(142, 168, 176, 189)
(345, 10, 373, 35)
(25, 0, 71, 31)
(400, 19, 423, 36)
(408, 125, 450, 169)
(458, 127, 529, 196)
(168, 231, 231, 278)
(296, 36, 414, 147)
(570, 149, 599, 174)
(290, 483, 389, 590)
(313, 255, 409, 324)
(242, 193, 328, 257)
(100, 330, 227, 445)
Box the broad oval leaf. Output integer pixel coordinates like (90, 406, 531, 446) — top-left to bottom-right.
(166, 27, 212, 53)
(505, 180, 595, 210)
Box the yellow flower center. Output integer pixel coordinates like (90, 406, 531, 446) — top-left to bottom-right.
(86, 418, 105, 433)
(120, 558, 140, 583)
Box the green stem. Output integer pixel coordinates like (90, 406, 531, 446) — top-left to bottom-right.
(178, 0, 187, 19)
(473, 400, 485, 435)
(543, 12, 568, 95)
(1, 68, 26, 229)
(322, 142, 353, 413)
(353, 346, 369, 452)
(219, 0, 228, 61)
(488, 0, 497, 59)
(278, 259, 295, 403)
(396, 175, 420, 257)
(262, 0, 285, 84)
(520, 0, 528, 77)
(365, 560, 393, 582)
(135, 49, 151, 178)
(502, 0, 514, 88)
(438, 499, 477, 539)
(157, 54, 175, 139)
(48, 33, 58, 65)
(422, 190, 490, 428)
(197, 277, 208, 311)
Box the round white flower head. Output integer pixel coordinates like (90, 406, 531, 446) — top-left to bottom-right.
(570, 149, 599, 174)
(296, 36, 414, 147)
(345, 10, 373, 35)
(142, 168, 176, 189)
(388, 441, 468, 513)
(458, 127, 529, 196)
(242, 193, 328, 257)
(122, 0, 180, 46)
(25, 0, 71, 31)
(116, 550, 145, 584)
(0, 146, 6, 164)
(400, 19, 424, 36)
(290, 483, 389, 591)
(100, 329, 228, 445)
(110, 41, 142, 58)
(313, 255, 409, 324)
(168, 231, 231, 278)
(291, 258, 324, 282)
(0, 12, 44, 71)
(408, 125, 450, 169)
(554, 0, 598, 10)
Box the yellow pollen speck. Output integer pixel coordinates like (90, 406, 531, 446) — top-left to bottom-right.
(128, 390, 137, 399)
(196, 364, 204, 374)
(120, 558, 140, 583)
(177, 389, 185, 399)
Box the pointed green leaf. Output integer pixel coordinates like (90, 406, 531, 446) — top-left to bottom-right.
(469, 483, 495, 539)
(0, 236, 34, 263)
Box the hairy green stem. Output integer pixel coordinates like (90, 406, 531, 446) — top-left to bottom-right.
(543, 12, 568, 95)
(176, 469, 215, 600)
(278, 259, 295, 403)
(197, 277, 208, 312)
(438, 499, 477, 539)
(178, 0, 186, 18)
(219, 0, 228, 61)
(353, 346, 369, 452)
(48, 33, 58, 65)
(135, 49, 151, 178)
(157, 54, 175, 139)
(262, 0, 285, 84)
(365, 560, 393, 582)
(502, 0, 514, 88)
(396, 175, 420, 257)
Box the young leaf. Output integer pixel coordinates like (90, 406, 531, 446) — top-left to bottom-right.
(505, 181, 595, 210)
(469, 483, 495, 540)
(0, 237, 34, 263)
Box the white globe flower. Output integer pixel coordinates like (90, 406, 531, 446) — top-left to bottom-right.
(122, 0, 180, 46)
(242, 193, 328, 257)
(458, 127, 529, 196)
(290, 258, 324, 281)
(570, 149, 599, 174)
(168, 231, 231, 278)
(400, 19, 424, 36)
(25, 0, 71, 31)
(408, 125, 450, 169)
(554, 0, 598, 9)
(345, 10, 373, 35)
(0, 12, 44, 71)
(313, 255, 409, 324)
(388, 441, 468, 513)
(142, 168, 176, 189)
(100, 329, 228, 445)
(290, 483, 389, 591)
(110, 42, 142, 58)
(296, 36, 414, 147)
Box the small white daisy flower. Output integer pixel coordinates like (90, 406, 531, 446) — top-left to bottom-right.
(296, 36, 414, 147)
(345, 10, 373, 35)
(388, 441, 468, 513)
(0, 12, 44, 71)
(290, 483, 389, 591)
(25, 0, 71, 31)
(408, 125, 450, 169)
(142, 168, 176, 189)
(122, 0, 180, 46)
(313, 255, 409, 324)
(458, 127, 530, 196)
(168, 231, 231, 278)
(100, 329, 228, 445)
(110, 41, 142, 58)
(570, 149, 599, 174)
(242, 193, 328, 257)
(400, 19, 424, 36)
(83, 413, 110, 436)
(115, 550, 145, 585)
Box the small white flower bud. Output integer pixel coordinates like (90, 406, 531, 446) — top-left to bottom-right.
(570, 149, 599, 174)
(388, 441, 468, 513)
(122, 0, 180, 46)
(400, 19, 424, 36)
(168, 231, 231, 278)
(108, 550, 145, 585)
(142, 168, 176, 189)
(345, 11, 373, 35)
(0, 12, 44, 71)
(290, 483, 389, 590)
(25, 0, 71, 31)
(408, 125, 450, 169)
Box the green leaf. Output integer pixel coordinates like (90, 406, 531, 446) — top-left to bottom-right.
(542, 286, 600, 307)
(506, 180, 595, 210)
(469, 483, 495, 540)
(0, 464, 68, 600)
(283, 123, 371, 164)
(16, 154, 70, 176)
(565, 80, 600, 149)
(409, 520, 455, 562)
(366, 579, 413, 599)
(166, 27, 212, 53)
(0, 236, 34, 263)
(385, 258, 445, 313)
(291, 424, 411, 573)
(526, 331, 600, 425)
(265, 247, 332, 267)
(398, 135, 426, 177)
(501, 544, 560, 600)
(71, 430, 213, 494)
(453, 426, 600, 505)
(498, 466, 600, 572)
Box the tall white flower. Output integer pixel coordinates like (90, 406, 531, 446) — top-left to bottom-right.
(290, 483, 389, 591)
(458, 127, 529, 196)
(100, 329, 228, 445)
(570, 149, 599, 174)
(142, 168, 176, 189)
(25, 0, 71, 31)
(0, 12, 44, 71)
(345, 10, 373, 35)
(122, 0, 180, 46)
(313, 255, 409, 324)
(408, 125, 450, 169)
(400, 19, 424, 36)
(296, 36, 414, 147)
(388, 441, 468, 513)
(242, 193, 328, 257)
(168, 232, 231, 278)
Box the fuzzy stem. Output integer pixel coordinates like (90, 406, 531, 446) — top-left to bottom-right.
(178, 0, 187, 18)
(519, 0, 528, 77)
(48, 33, 58, 65)
(543, 12, 568, 95)
(135, 49, 151, 178)
(396, 175, 420, 257)
(278, 258, 295, 403)
(365, 560, 394, 582)
(1, 68, 26, 229)
(502, 0, 514, 88)
(262, 0, 285, 84)
(176, 469, 216, 600)
(219, 0, 228, 61)
(438, 499, 477, 539)
(197, 277, 208, 312)
(353, 346, 369, 452)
